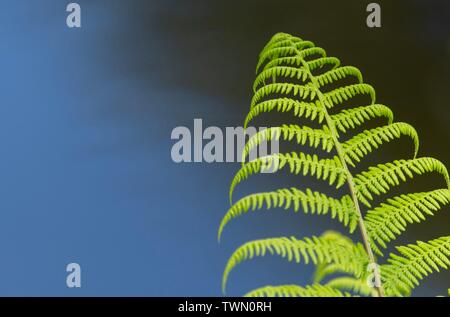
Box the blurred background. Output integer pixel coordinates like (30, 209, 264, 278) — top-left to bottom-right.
(0, 0, 448, 296)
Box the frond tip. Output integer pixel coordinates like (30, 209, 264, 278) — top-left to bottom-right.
(316, 66, 363, 87)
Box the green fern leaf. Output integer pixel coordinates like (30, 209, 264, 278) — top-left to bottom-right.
(263, 56, 340, 74)
(316, 66, 363, 87)
(229, 152, 346, 203)
(306, 57, 341, 72)
(257, 41, 315, 72)
(331, 104, 394, 133)
(251, 83, 317, 108)
(242, 124, 334, 164)
(222, 235, 368, 293)
(220, 32, 450, 297)
(313, 232, 366, 283)
(254, 56, 355, 93)
(253, 66, 309, 92)
(382, 237, 450, 296)
(354, 157, 450, 207)
(244, 98, 323, 128)
(218, 189, 358, 241)
(324, 84, 376, 108)
(245, 284, 351, 297)
(325, 277, 377, 297)
(366, 189, 450, 254)
(342, 122, 419, 166)
(314, 263, 355, 284)
(258, 32, 292, 53)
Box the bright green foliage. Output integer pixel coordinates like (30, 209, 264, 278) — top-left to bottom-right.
(342, 122, 419, 166)
(324, 277, 377, 297)
(229, 152, 346, 203)
(242, 124, 334, 164)
(382, 237, 450, 296)
(354, 158, 449, 207)
(244, 98, 323, 129)
(218, 189, 358, 242)
(366, 189, 450, 255)
(222, 234, 368, 293)
(331, 104, 393, 133)
(245, 284, 351, 297)
(219, 32, 450, 297)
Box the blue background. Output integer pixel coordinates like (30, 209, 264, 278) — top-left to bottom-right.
(0, 0, 448, 296)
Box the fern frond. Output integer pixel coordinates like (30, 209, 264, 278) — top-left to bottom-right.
(366, 189, 450, 254)
(242, 124, 334, 163)
(245, 284, 351, 297)
(307, 57, 341, 72)
(324, 84, 376, 108)
(342, 122, 419, 166)
(221, 32, 450, 297)
(318, 230, 355, 243)
(244, 98, 323, 128)
(316, 66, 363, 87)
(382, 236, 450, 296)
(314, 263, 352, 284)
(219, 189, 357, 241)
(313, 231, 366, 283)
(259, 33, 293, 53)
(354, 157, 450, 207)
(253, 66, 309, 92)
(259, 34, 301, 56)
(262, 56, 302, 71)
(262, 56, 340, 74)
(256, 41, 315, 72)
(251, 83, 316, 108)
(257, 46, 298, 72)
(325, 277, 377, 297)
(254, 65, 362, 93)
(229, 152, 346, 203)
(298, 47, 327, 60)
(331, 104, 394, 133)
(257, 34, 300, 63)
(222, 235, 368, 292)
(258, 43, 322, 71)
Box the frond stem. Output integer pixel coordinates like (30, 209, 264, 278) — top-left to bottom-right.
(290, 41, 385, 297)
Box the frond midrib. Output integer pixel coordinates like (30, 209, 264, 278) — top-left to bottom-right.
(287, 39, 385, 297)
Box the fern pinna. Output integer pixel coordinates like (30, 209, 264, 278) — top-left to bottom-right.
(219, 32, 450, 297)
